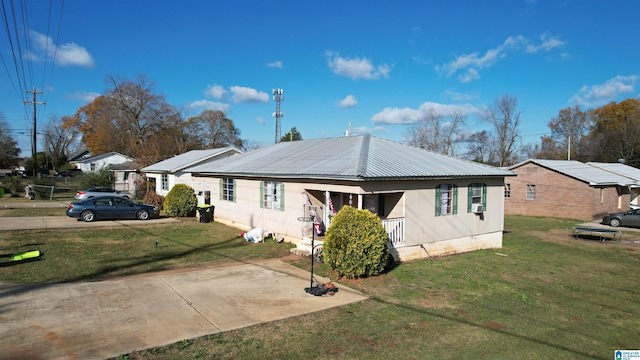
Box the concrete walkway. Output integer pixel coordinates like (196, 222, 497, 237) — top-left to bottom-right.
(0, 259, 368, 360)
(0, 201, 369, 359)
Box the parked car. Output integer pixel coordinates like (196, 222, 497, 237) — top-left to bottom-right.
(602, 209, 640, 228)
(66, 196, 159, 222)
(75, 187, 131, 200)
(55, 169, 82, 177)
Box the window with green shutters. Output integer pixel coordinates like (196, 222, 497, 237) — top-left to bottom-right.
(260, 181, 284, 211)
(435, 184, 458, 216)
(467, 183, 487, 212)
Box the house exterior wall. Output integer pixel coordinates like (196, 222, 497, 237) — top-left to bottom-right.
(113, 171, 141, 197)
(74, 154, 130, 173)
(505, 162, 629, 220)
(194, 175, 506, 261)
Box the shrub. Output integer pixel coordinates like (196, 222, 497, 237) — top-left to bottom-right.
(164, 184, 197, 217)
(32, 177, 55, 199)
(323, 206, 390, 279)
(1, 176, 23, 197)
(77, 167, 113, 190)
(143, 191, 165, 210)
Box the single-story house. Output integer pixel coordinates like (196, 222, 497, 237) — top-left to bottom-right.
(111, 161, 142, 197)
(141, 148, 242, 204)
(71, 152, 134, 173)
(505, 159, 637, 221)
(587, 162, 640, 208)
(184, 135, 515, 261)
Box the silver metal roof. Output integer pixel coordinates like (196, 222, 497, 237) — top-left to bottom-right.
(510, 159, 637, 186)
(185, 135, 515, 180)
(587, 162, 640, 185)
(141, 148, 242, 173)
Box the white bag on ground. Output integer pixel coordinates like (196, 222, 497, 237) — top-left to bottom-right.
(241, 228, 266, 243)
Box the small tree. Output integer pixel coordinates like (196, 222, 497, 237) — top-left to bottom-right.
(164, 184, 197, 217)
(77, 167, 114, 190)
(323, 206, 389, 279)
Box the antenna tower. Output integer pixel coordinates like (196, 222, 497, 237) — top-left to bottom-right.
(272, 88, 284, 143)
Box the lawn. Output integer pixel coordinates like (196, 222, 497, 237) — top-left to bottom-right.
(1, 215, 639, 359)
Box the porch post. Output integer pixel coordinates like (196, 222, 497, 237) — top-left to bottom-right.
(358, 194, 363, 210)
(324, 191, 331, 226)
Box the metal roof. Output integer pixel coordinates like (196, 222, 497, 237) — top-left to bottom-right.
(510, 159, 637, 186)
(71, 151, 133, 164)
(141, 148, 242, 173)
(587, 162, 640, 185)
(185, 135, 515, 180)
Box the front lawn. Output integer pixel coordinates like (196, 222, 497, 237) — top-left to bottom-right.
(1, 215, 638, 359)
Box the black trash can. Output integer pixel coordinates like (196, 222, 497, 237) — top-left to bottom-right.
(197, 205, 214, 223)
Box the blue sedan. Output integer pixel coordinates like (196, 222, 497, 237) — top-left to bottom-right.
(66, 196, 160, 222)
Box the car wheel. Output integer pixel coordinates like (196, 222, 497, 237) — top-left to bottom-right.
(136, 209, 150, 220)
(122, 196, 129, 199)
(610, 218, 621, 227)
(80, 210, 95, 222)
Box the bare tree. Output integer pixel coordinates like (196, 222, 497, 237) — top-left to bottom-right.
(43, 115, 82, 170)
(184, 110, 243, 149)
(546, 106, 593, 161)
(481, 94, 522, 167)
(464, 130, 497, 164)
(406, 108, 465, 156)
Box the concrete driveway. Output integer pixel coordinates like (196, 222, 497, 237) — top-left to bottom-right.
(0, 201, 370, 359)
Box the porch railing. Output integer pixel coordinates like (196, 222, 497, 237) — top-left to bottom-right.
(382, 218, 405, 248)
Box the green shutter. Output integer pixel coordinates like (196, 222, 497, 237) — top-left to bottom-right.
(453, 185, 458, 214)
(467, 183, 473, 213)
(482, 183, 487, 211)
(259, 181, 264, 208)
(435, 185, 441, 217)
(232, 179, 236, 203)
(279, 183, 285, 211)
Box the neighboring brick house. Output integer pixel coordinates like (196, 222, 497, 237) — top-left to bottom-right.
(505, 159, 636, 221)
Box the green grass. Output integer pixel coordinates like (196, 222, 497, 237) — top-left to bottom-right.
(0, 220, 295, 283)
(0, 207, 69, 216)
(2, 215, 639, 359)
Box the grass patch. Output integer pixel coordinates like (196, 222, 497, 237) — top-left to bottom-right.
(0, 207, 68, 217)
(118, 215, 640, 359)
(0, 220, 295, 283)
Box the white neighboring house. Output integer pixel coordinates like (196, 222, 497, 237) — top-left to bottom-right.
(141, 148, 242, 204)
(111, 161, 142, 197)
(70, 152, 134, 173)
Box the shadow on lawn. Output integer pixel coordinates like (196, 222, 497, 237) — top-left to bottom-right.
(0, 223, 293, 299)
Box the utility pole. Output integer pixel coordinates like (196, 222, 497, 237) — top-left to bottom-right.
(272, 88, 284, 144)
(24, 88, 46, 177)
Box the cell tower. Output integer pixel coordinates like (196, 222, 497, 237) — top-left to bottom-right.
(272, 88, 284, 143)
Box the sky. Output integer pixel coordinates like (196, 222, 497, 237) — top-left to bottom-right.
(1, 0, 639, 157)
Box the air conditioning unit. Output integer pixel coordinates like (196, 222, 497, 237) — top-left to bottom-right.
(472, 203, 483, 214)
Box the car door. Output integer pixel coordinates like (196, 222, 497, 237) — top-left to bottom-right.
(621, 210, 640, 228)
(112, 198, 137, 219)
(93, 198, 116, 219)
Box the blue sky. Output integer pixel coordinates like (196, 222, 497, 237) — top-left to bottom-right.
(1, 0, 639, 156)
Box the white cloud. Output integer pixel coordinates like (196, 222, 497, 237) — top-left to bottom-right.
(188, 100, 232, 113)
(444, 90, 479, 102)
(338, 94, 358, 108)
(30, 30, 94, 67)
(229, 86, 269, 103)
(256, 116, 266, 124)
(371, 102, 478, 125)
(437, 34, 565, 82)
(326, 51, 391, 80)
(570, 75, 638, 107)
(66, 91, 100, 103)
(525, 33, 566, 53)
(351, 125, 388, 135)
(205, 84, 227, 99)
(267, 61, 283, 69)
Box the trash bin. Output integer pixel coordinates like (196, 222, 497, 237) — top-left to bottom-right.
(197, 205, 214, 223)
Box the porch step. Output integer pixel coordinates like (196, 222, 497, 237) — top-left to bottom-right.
(290, 237, 323, 257)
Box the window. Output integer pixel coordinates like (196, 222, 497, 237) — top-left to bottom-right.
(221, 178, 235, 202)
(435, 184, 458, 216)
(161, 174, 168, 191)
(504, 183, 511, 199)
(467, 183, 487, 212)
(90, 163, 96, 171)
(526, 184, 536, 200)
(261, 181, 284, 210)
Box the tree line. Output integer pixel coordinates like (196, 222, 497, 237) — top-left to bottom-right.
(1, 73, 639, 172)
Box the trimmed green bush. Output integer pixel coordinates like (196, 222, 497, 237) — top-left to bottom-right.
(323, 206, 390, 279)
(164, 184, 197, 217)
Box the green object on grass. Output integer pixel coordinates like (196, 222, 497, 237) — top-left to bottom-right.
(11, 250, 41, 261)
